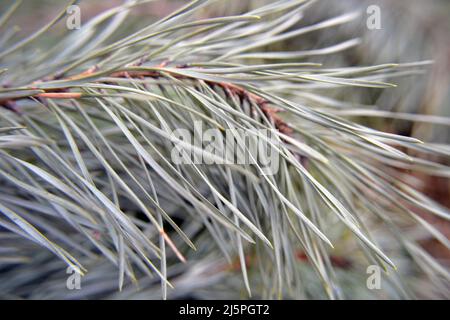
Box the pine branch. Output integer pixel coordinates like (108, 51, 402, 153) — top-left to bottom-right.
(0, 0, 449, 300)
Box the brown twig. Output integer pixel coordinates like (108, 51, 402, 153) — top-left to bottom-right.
(205, 81, 292, 134)
(36, 92, 83, 99)
(210, 250, 352, 275)
(1, 61, 292, 134)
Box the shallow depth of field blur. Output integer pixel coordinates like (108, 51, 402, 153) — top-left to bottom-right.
(0, 0, 449, 299)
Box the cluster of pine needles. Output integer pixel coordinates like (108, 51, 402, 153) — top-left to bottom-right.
(0, 0, 449, 299)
